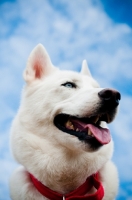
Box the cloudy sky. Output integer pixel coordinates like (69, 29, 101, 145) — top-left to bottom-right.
(0, 0, 132, 199)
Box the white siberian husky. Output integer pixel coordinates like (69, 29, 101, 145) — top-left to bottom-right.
(9, 44, 121, 200)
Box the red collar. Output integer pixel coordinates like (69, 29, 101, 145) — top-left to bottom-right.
(29, 173, 104, 200)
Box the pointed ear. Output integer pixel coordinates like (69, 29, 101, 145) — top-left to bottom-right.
(80, 60, 92, 77)
(23, 44, 55, 83)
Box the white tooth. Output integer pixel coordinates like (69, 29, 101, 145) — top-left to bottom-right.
(76, 128, 79, 131)
(66, 120, 72, 127)
(65, 120, 74, 130)
(94, 116, 99, 123)
(70, 125, 74, 130)
(88, 129, 91, 135)
(88, 129, 94, 137)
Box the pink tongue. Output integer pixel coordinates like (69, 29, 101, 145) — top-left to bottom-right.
(71, 120, 111, 144)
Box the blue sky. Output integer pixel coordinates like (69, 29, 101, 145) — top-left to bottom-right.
(0, 0, 132, 199)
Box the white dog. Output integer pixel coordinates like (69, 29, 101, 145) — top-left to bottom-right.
(9, 44, 121, 200)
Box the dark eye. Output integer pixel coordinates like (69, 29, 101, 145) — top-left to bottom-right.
(61, 82, 76, 88)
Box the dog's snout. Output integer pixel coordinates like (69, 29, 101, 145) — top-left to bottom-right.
(98, 89, 121, 106)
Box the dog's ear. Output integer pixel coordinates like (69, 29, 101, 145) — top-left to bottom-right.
(23, 44, 55, 83)
(81, 60, 92, 77)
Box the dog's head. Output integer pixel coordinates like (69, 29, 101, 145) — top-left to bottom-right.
(18, 44, 120, 153)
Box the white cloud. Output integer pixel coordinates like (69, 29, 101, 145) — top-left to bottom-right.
(113, 96, 132, 139)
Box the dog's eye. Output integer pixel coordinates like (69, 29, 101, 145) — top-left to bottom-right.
(61, 82, 76, 88)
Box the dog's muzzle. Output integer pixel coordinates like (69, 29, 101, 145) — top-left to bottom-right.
(54, 88, 121, 150)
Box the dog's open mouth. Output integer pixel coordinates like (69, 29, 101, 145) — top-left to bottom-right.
(54, 114, 111, 149)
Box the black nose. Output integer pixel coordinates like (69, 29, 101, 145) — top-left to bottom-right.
(98, 89, 121, 106)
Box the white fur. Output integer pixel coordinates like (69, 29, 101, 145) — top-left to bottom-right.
(9, 44, 119, 200)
